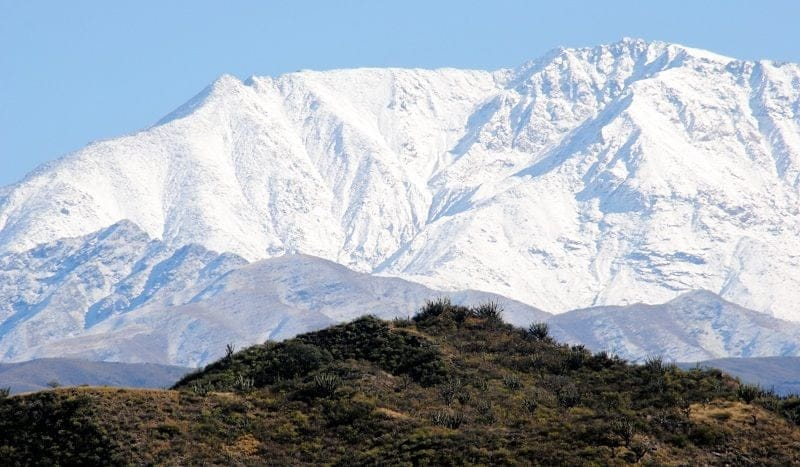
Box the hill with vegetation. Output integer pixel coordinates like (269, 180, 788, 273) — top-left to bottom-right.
(679, 356, 800, 397)
(1, 299, 799, 465)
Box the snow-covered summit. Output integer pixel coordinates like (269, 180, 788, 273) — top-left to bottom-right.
(2, 39, 800, 319)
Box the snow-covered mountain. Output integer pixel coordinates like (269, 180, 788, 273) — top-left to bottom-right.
(2, 222, 799, 367)
(5, 221, 799, 368)
(548, 291, 800, 362)
(2, 38, 800, 326)
(0, 224, 548, 366)
(0, 221, 246, 360)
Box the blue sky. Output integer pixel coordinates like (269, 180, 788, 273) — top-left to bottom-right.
(1, 0, 798, 186)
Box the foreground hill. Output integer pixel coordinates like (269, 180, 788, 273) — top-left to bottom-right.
(0, 358, 190, 394)
(2, 301, 798, 465)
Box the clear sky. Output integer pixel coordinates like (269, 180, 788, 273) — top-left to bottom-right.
(1, 0, 798, 186)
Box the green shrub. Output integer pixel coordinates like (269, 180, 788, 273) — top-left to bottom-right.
(232, 374, 254, 391)
(439, 378, 469, 406)
(414, 297, 454, 322)
(472, 301, 503, 322)
(190, 382, 214, 396)
(312, 373, 341, 398)
(557, 384, 581, 409)
(779, 396, 800, 425)
(0, 392, 118, 464)
(643, 355, 664, 373)
(737, 384, 761, 404)
(527, 322, 550, 341)
(154, 423, 182, 439)
(266, 341, 333, 382)
(610, 417, 635, 447)
(474, 400, 496, 424)
(689, 423, 727, 447)
(566, 345, 590, 370)
(522, 397, 538, 413)
(430, 410, 464, 429)
(502, 374, 523, 391)
(323, 398, 374, 427)
(297, 316, 447, 385)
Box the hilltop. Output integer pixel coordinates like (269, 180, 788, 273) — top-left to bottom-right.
(1, 300, 798, 465)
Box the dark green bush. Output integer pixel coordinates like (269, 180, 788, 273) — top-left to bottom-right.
(737, 383, 761, 404)
(298, 316, 447, 386)
(557, 384, 581, 409)
(431, 410, 465, 429)
(312, 373, 341, 398)
(323, 397, 375, 427)
(502, 374, 523, 390)
(0, 392, 119, 465)
(527, 322, 550, 341)
(414, 297, 454, 322)
(254, 340, 333, 385)
(472, 301, 503, 322)
(439, 378, 471, 406)
(690, 423, 728, 447)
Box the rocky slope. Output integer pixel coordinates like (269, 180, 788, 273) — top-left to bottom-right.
(0, 221, 246, 361)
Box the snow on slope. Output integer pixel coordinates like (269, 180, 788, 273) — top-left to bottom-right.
(548, 291, 800, 362)
(0, 221, 247, 360)
(2, 38, 800, 319)
(7, 251, 548, 367)
(4, 220, 788, 367)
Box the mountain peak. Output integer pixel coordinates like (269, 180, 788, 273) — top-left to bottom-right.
(1, 41, 799, 321)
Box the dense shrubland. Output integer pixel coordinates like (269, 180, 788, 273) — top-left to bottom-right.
(1, 298, 798, 465)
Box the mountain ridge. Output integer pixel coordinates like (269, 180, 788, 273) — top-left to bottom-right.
(548, 290, 800, 362)
(0, 223, 548, 366)
(2, 220, 798, 367)
(1, 38, 799, 320)
(0, 358, 190, 394)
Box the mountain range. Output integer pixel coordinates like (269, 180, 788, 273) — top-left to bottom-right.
(548, 291, 800, 362)
(1, 38, 800, 368)
(0, 358, 189, 394)
(1, 222, 798, 367)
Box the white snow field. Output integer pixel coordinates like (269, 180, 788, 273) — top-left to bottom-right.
(2, 38, 800, 364)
